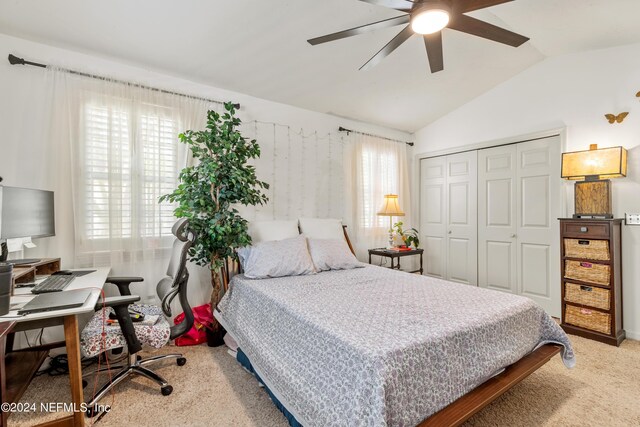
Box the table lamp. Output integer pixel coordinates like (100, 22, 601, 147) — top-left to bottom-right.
(377, 194, 405, 248)
(561, 144, 627, 218)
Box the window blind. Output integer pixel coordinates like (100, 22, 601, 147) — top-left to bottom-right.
(83, 103, 177, 242)
(360, 147, 399, 229)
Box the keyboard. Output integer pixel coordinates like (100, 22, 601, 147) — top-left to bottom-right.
(31, 275, 75, 294)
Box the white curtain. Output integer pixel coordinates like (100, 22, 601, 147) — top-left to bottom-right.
(345, 134, 411, 260)
(46, 67, 216, 303)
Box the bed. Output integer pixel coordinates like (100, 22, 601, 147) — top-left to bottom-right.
(214, 262, 574, 427)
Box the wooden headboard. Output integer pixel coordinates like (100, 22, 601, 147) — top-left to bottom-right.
(342, 225, 356, 256)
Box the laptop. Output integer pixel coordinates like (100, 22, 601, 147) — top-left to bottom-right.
(17, 289, 93, 315)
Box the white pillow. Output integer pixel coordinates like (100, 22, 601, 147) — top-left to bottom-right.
(248, 220, 299, 244)
(298, 218, 346, 241)
(237, 234, 316, 279)
(307, 238, 364, 271)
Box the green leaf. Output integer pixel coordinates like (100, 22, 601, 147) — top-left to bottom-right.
(160, 104, 270, 270)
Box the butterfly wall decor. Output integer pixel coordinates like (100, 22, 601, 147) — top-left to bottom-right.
(605, 112, 629, 124)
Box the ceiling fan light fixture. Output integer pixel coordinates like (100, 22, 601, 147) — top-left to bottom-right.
(411, 7, 450, 35)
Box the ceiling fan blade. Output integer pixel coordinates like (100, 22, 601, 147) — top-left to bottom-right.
(424, 32, 444, 73)
(308, 15, 410, 46)
(448, 14, 529, 47)
(359, 0, 414, 11)
(360, 25, 414, 71)
(453, 0, 514, 13)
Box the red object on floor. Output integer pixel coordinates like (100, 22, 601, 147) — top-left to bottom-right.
(174, 303, 214, 346)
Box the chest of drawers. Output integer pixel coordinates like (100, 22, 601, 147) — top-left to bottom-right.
(559, 218, 624, 346)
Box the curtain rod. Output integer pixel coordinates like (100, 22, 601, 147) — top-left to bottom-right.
(338, 126, 414, 147)
(7, 54, 240, 109)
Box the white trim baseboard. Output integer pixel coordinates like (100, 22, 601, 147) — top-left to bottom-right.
(625, 330, 640, 341)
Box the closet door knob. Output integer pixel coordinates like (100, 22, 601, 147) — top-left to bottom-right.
(511, 234, 517, 238)
(448, 230, 452, 234)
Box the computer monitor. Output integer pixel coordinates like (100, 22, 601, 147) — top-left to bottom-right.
(0, 186, 55, 239)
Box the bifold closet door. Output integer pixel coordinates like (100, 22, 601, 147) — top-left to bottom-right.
(478, 136, 561, 316)
(446, 151, 478, 285)
(420, 151, 477, 285)
(516, 137, 561, 317)
(420, 156, 447, 279)
(478, 145, 518, 294)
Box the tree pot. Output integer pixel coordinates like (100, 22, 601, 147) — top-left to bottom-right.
(206, 326, 226, 347)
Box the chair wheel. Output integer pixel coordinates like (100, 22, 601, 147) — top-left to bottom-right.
(136, 355, 142, 361)
(161, 385, 173, 396)
(82, 379, 88, 389)
(177, 357, 187, 366)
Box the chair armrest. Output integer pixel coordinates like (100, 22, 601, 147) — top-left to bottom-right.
(95, 295, 140, 310)
(94, 295, 143, 354)
(105, 276, 144, 296)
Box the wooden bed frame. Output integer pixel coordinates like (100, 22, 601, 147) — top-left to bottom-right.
(419, 344, 561, 426)
(221, 225, 563, 427)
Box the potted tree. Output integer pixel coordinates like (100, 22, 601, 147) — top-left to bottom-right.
(160, 102, 269, 346)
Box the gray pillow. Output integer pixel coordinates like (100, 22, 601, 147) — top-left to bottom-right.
(237, 234, 316, 279)
(307, 238, 364, 271)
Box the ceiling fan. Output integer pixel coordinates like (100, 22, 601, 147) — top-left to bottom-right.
(307, 0, 529, 73)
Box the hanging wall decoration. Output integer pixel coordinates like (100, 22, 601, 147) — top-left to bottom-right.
(239, 121, 344, 222)
(604, 112, 629, 124)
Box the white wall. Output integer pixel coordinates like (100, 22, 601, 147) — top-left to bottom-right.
(413, 42, 640, 339)
(0, 33, 412, 310)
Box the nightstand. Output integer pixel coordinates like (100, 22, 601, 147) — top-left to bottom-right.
(368, 248, 424, 274)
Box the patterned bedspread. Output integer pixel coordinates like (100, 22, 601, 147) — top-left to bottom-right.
(215, 265, 574, 427)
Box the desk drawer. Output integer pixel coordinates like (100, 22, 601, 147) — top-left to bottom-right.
(564, 260, 610, 286)
(565, 304, 611, 335)
(565, 282, 610, 310)
(564, 238, 610, 261)
(562, 222, 609, 239)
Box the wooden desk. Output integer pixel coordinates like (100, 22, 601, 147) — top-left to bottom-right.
(368, 248, 424, 274)
(0, 321, 15, 427)
(10, 258, 61, 296)
(0, 267, 110, 427)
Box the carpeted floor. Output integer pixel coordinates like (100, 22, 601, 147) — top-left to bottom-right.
(10, 334, 640, 427)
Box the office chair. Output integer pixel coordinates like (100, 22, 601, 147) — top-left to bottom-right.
(80, 219, 196, 414)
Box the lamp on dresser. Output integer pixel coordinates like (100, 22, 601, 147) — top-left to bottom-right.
(559, 144, 627, 346)
(561, 144, 627, 218)
(377, 194, 405, 249)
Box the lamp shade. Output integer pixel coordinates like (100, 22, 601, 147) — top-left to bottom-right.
(377, 194, 405, 216)
(561, 145, 627, 180)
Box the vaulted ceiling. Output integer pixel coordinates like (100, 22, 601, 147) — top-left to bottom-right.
(2, 0, 640, 132)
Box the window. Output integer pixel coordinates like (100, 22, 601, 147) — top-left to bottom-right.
(139, 114, 178, 238)
(83, 102, 178, 243)
(360, 145, 399, 229)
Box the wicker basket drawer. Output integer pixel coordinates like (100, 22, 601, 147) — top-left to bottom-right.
(565, 304, 611, 335)
(565, 282, 610, 310)
(564, 238, 610, 261)
(564, 260, 610, 286)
